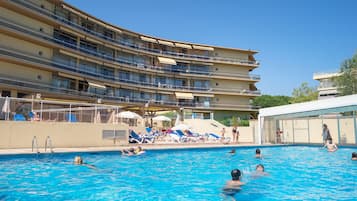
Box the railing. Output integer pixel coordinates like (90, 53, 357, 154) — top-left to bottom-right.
(10, 0, 259, 66)
(44, 136, 53, 153)
(0, 45, 260, 95)
(32, 136, 39, 153)
(0, 16, 260, 81)
(0, 79, 258, 110)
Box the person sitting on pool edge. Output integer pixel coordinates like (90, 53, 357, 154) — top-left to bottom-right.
(223, 169, 244, 196)
(352, 152, 357, 160)
(323, 140, 338, 152)
(255, 148, 262, 158)
(73, 156, 96, 169)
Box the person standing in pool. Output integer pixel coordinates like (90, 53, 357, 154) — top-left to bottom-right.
(223, 169, 244, 196)
(322, 124, 332, 145)
(352, 152, 357, 160)
(323, 140, 338, 152)
(255, 148, 262, 158)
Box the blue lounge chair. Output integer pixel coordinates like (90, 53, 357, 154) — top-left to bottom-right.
(169, 130, 187, 143)
(66, 113, 77, 122)
(14, 114, 26, 121)
(129, 130, 154, 143)
(208, 133, 231, 143)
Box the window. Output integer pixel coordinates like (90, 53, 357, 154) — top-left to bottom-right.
(54, 29, 77, 48)
(80, 39, 97, 54)
(1, 90, 11, 97)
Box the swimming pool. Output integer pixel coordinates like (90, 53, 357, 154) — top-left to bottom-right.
(0, 146, 356, 201)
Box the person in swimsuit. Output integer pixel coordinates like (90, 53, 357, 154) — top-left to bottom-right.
(352, 152, 357, 160)
(223, 169, 244, 197)
(255, 148, 262, 158)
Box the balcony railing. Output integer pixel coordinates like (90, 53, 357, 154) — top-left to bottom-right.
(0, 76, 257, 110)
(0, 46, 211, 92)
(10, 0, 259, 66)
(0, 16, 260, 82)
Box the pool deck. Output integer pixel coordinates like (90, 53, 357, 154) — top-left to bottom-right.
(0, 143, 284, 155)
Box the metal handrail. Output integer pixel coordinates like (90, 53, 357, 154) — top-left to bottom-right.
(32, 136, 39, 153)
(10, 0, 259, 66)
(44, 136, 53, 153)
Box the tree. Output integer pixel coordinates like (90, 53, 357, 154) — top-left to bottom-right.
(252, 95, 291, 108)
(291, 82, 318, 103)
(335, 52, 357, 96)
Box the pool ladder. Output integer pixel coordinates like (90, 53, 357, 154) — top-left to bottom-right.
(45, 136, 54, 153)
(32, 136, 39, 154)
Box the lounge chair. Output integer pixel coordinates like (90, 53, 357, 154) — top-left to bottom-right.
(208, 133, 231, 143)
(14, 114, 26, 121)
(168, 130, 187, 143)
(129, 130, 154, 144)
(66, 113, 77, 122)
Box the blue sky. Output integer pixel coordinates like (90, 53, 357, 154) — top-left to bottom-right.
(66, 0, 357, 96)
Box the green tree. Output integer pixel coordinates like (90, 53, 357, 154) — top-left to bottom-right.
(335, 52, 357, 95)
(252, 95, 291, 108)
(291, 82, 318, 103)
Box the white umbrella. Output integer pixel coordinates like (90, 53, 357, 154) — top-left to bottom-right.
(116, 111, 142, 119)
(152, 115, 171, 121)
(172, 124, 191, 131)
(2, 97, 10, 120)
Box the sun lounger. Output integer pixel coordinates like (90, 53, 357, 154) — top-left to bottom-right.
(208, 133, 231, 143)
(14, 113, 26, 121)
(129, 130, 154, 143)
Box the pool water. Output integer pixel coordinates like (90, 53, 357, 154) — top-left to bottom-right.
(0, 146, 356, 201)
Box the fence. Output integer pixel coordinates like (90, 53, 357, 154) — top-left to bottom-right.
(0, 96, 140, 125)
(262, 115, 357, 145)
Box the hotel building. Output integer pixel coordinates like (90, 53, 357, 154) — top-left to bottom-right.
(0, 0, 260, 121)
(313, 71, 341, 100)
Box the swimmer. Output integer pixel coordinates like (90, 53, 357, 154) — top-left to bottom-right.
(121, 148, 135, 156)
(73, 156, 96, 169)
(352, 152, 357, 161)
(323, 140, 338, 152)
(223, 169, 244, 196)
(228, 149, 236, 154)
(253, 164, 269, 177)
(134, 146, 145, 155)
(255, 148, 262, 158)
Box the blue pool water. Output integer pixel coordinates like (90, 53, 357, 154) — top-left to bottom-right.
(0, 146, 356, 201)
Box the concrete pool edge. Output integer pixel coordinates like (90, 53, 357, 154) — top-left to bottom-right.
(0, 143, 289, 155)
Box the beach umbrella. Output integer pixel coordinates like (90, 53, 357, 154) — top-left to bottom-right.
(116, 111, 142, 119)
(172, 124, 191, 131)
(152, 115, 171, 121)
(1, 97, 10, 120)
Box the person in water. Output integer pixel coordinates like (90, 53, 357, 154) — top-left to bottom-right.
(352, 152, 357, 160)
(223, 169, 244, 196)
(73, 156, 96, 169)
(253, 164, 269, 177)
(255, 148, 262, 158)
(323, 140, 338, 152)
(229, 149, 236, 155)
(122, 147, 145, 156)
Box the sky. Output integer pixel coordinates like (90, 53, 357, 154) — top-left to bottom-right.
(66, 0, 357, 96)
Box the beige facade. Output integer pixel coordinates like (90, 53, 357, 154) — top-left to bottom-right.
(0, 0, 260, 121)
(0, 121, 129, 149)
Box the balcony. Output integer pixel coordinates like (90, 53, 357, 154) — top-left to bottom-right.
(0, 46, 213, 93)
(9, 0, 259, 67)
(0, 17, 260, 83)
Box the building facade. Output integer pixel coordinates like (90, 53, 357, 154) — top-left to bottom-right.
(0, 0, 260, 120)
(313, 72, 341, 100)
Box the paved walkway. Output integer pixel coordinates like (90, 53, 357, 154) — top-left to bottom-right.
(0, 143, 281, 155)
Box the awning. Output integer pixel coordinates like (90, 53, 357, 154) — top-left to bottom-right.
(175, 43, 192, 49)
(192, 45, 214, 51)
(87, 80, 106, 89)
(175, 92, 193, 100)
(140, 36, 157, 43)
(193, 94, 214, 97)
(158, 57, 177, 65)
(158, 40, 175, 47)
(58, 72, 84, 81)
(62, 4, 87, 19)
